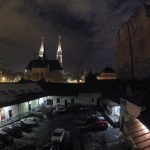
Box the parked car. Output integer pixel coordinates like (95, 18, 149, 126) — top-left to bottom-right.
(89, 120, 108, 131)
(2, 125, 23, 138)
(21, 116, 39, 127)
(51, 128, 65, 143)
(66, 105, 81, 113)
(86, 114, 104, 124)
(88, 114, 104, 120)
(13, 121, 32, 133)
(31, 112, 44, 119)
(0, 130, 13, 144)
(42, 143, 59, 150)
(55, 106, 66, 114)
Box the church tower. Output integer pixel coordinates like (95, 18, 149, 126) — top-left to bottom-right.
(38, 36, 45, 60)
(56, 35, 63, 66)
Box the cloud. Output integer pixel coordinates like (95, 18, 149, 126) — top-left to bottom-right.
(0, 0, 147, 72)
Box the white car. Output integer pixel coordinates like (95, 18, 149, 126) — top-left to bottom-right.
(21, 117, 39, 127)
(51, 128, 65, 143)
(55, 106, 66, 113)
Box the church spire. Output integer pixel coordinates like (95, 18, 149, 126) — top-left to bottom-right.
(56, 35, 63, 66)
(39, 36, 45, 59)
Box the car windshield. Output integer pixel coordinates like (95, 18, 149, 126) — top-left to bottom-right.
(50, 145, 59, 150)
(53, 132, 62, 136)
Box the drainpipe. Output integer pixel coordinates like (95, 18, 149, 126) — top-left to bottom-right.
(127, 22, 135, 87)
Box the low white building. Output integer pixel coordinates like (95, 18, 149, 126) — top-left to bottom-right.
(0, 83, 47, 127)
(39, 82, 102, 107)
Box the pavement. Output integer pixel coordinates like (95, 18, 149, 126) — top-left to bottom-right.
(0, 109, 127, 150)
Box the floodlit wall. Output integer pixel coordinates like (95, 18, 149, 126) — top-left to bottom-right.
(0, 96, 48, 127)
(5, 105, 18, 119)
(29, 99, 39, 110)
(19, 102, 29, 114)
(120, 98, 141, 132)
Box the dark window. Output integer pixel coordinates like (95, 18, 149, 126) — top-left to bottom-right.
(91, 98, 94, 102)
(71, 98, 74, 104)
(8, 110, 13, 118)
(47, 99, 53, 105)
(65, 100, 67, 106)
(57, 98, 60, 103)
(28, 104, 31, 111)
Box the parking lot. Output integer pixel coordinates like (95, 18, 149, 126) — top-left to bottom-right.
(0, 108, 126, 150)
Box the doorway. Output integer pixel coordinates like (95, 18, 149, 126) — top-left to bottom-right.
(65, 100, 67, 106)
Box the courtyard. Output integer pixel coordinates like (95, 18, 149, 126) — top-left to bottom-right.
(1, 109, 126, 150)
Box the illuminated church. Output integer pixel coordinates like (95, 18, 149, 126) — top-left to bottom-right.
(24, 36, 64, 82)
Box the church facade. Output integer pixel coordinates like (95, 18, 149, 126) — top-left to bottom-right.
(24, 36, 64, 82)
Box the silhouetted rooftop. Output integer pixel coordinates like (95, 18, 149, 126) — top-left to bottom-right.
(101, 67, 116, 73)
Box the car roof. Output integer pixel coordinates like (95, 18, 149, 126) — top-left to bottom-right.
(95, 120, 107, 123)
(54, 128, 64, 132)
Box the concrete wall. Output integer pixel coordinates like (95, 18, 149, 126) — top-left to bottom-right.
(120, 98, 141, 132)
(116, 5, 150, 80)
(4, 105, 19, 120)
(0, 97, 48, 127)
(102, 98, 119, 115)
(120, 98, 141, 121)
(19, 102, 29, 114)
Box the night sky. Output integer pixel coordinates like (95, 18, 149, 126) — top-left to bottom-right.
(0, 0, 149, 72)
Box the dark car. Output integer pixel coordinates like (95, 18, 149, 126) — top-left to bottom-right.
(86, 116, 99, 125)
(14, 121, 32, 133)
(66, 104, 81, 113)
(89, 120, 108, 131)
(0, 130, 13, 144)
(2, 125, 23, 138)
(86, 114, 104, 125)
(20, 117, 39, 127)
(42, 143, 59, 150)
(55, 106, 66, 114)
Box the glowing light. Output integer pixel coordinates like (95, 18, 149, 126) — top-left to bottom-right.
(39, 98, 44, 105)
(2, 77, 6, 82)
(39, 36, 44, 58)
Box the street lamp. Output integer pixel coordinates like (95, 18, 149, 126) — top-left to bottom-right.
(2, 77, 6, 82)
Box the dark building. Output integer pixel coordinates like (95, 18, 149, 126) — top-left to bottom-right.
(96, 67, 117, 80)
(24, 36, 65, 82)
(116, 4, 150, 81)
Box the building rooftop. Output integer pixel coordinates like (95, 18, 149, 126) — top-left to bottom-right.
(101, 67, 116, 74)
(0, 83, 47, 107)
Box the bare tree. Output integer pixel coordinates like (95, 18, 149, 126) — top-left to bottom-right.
(72, 61, 85, 83)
